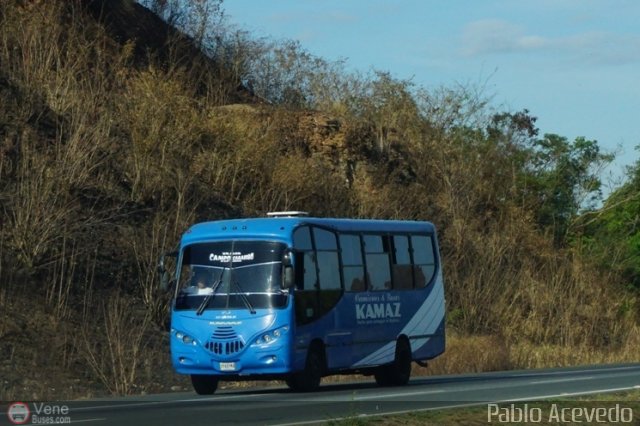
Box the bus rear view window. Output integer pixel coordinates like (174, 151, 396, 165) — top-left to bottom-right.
(411, 235, 436, 287)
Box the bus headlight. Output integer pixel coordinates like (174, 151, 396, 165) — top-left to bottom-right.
(175, 330, 196, 345)
(254, 326, 289, 345)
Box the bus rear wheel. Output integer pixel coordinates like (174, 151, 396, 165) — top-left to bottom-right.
(286, 348, 323, 392)
(374, 339, 412, 386)
(190, 374, 219, 395)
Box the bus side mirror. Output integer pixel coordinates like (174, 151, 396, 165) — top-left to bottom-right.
(282, 250, 294, 289)
(283, 266, 294, 289)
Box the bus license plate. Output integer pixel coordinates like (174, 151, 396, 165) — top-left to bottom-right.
(220, 362, 236, 371)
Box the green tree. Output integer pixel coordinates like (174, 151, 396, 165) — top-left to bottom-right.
(529, 134, 613, 245)
(581, 155, 640, 287)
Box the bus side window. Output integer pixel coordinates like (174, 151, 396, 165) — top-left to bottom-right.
(363, 235, 391, 291)
(313, 228, 341, 291)
(293, 226, 320, 324)
(392, 235, 414, 290)
(293, 226, 313, 250)
(303, 252, 318, 290)
(293, 226, 317, 290)
(339, 234, 365, 292)
(350, 277, 365, 291)
(314, 227, 342, 316)
(411, 235, 436, 287)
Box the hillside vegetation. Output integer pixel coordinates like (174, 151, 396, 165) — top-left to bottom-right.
(0, 0, 638, 399)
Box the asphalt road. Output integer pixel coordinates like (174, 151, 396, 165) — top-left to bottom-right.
(3, 364, 640, 425)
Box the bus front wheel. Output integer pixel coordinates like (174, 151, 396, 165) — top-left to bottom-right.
(191, 374, 219, 395)
(286, 348, 323, 392)
(374, 339, 412, 386)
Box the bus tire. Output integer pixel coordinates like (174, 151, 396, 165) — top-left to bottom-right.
(190, 374, 219, 395)
(286, 347, 323, 392)
(374, 338, 412, 386)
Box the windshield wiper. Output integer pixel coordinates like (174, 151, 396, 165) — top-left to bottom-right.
(211, 278, 223, 294)
(196, 279, 223, 316)
(232, 281, 256, 314)
(196, 294, 212, 316)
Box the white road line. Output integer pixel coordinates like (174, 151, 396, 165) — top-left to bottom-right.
(504, 385, 640, 402)
(73, 393, 260, 412)
(354, 389, 446, 400)
(511, 365, 640, 378)
(68, 418, 107, 424)
(530, 376, 595, 384)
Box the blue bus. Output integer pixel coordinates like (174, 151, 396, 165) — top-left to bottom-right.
(158, 212, 445, 394)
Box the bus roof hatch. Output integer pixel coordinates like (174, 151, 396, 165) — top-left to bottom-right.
(266, 211, 309, 217)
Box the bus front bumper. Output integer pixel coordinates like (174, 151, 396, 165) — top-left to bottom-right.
(172, 344, 292, 376)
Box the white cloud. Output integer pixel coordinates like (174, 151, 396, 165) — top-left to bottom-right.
(460, 19, 525, 55)
(460, 19, 640, 66)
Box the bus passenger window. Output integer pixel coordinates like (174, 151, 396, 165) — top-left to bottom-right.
(293, 226, 313, 250)
(362, 235, 383, 252)
(313, 228, 342, 315)
(392, 235, 413, 290)
(339, 234, 365, 292)
(313, 228, 337, 250)
(348, 274, 365, 291)
(363, 235, 391, 291)
(365, 254, 391, 290)
(317, 251, 341, 290)
(411, 235, 436, 287)
(313, 228, 341, 290)
(303, 252, 318, 290)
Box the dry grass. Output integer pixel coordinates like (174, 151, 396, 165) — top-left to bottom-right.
(419, 328, 640, 379)
(510, 326, 640, 369)
(422, 333, 511, 376)
(80, 293, 153, 395)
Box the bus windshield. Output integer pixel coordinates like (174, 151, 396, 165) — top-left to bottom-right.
(175, 240, 288, 311)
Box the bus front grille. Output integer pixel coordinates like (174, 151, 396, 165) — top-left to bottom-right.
(212, 326, 238, 339)
(206, 327, 244, 355)
(205, 339, 245, 355)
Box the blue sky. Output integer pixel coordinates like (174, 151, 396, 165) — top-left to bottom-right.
(224, 0, 640, 191)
